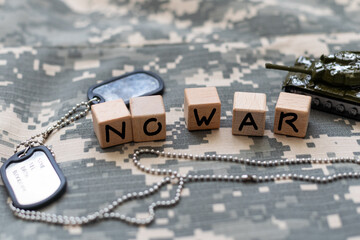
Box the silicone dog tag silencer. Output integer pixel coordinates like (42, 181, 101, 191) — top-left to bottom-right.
(87, 71, 164, 105)
(0, 146, 66, 210)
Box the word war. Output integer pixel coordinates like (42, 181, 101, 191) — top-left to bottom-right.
(92, 87, 312, 148)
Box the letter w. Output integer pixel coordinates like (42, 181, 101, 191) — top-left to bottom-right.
(194, 108, 216, 126)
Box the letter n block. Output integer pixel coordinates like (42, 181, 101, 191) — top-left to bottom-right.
(130, 95, 166, 142)
(184, 87, 221, 131)
(91, 99, 133, 148)
(232, 92, 266, 136)
(274, 92, 311, 138)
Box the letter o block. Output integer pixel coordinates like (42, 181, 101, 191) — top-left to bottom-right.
(232, 92, 266, 136)
(184, 87, 221, 131)
(91, 99, 133, 148)
(130, 95, 166, 142)
(274, 92, 311, 138)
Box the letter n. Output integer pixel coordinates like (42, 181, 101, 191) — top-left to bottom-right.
(105, 122, 126, 142)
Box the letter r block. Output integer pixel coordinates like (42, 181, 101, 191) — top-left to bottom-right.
(274, 92, 311, 138)
(232, 92, 266, 136)
(184, 87, 221, 131)
(130, 95, 166, 142)
(91, 99, 133, 148)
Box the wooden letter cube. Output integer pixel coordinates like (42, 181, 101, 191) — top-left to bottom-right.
(274, 92, 311, 138)
(130, 95, 166, 142)
(232, 92, 266, 136)
(91, 99, 133, 148)
(184, 87, 221, 131)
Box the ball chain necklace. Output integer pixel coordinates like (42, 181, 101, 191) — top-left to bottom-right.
(2, 97, 360, 226)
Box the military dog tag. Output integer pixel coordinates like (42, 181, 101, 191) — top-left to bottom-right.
(87, 71, 164, 105)
(0, 146, 66, 210)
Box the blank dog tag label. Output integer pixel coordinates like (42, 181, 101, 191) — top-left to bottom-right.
(0, 146, 66, 210)
(88, 71, 164, 105)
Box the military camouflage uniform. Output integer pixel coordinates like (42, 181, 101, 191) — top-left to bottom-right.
(1, 0, 360, 239)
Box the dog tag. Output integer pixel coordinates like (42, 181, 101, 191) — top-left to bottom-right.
(87, 71, 164, 105)
(0, 146, 66, 210)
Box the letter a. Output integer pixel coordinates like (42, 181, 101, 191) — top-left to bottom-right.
(239, 113, 258, 131)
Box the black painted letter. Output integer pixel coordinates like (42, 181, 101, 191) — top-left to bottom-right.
(278, 112, 298, 132)
(239, 113, 258, 131)
(143, 118, 162, 136)
(106, 122, 126, 142)
(194, 108, 216, 126)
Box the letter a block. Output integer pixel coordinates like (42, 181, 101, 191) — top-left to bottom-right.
(130, 95, 166, 142)
(232, 92, 266, 136)
(91, 99, 133, 148)
(184, 87, 221, 131)
(274, 92, 311, 138)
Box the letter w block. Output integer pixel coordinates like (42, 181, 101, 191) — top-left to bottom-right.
(184, 87, 221, 131)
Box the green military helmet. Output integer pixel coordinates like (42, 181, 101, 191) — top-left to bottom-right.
(266, 51, 360, 120)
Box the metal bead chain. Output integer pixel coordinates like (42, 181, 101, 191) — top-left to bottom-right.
(14, 97, 99, 155)
(132, 149, 360, 184)
(10, 175, 183, 226)
(11, 148, 360, 226)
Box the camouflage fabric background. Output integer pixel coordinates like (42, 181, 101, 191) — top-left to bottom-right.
(1, 0, 360, 239)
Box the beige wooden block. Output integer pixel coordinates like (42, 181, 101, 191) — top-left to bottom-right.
(130, 95, 166, 142)
(232, 92, 266, 136)
(91, 99, 133, 148)
(274, 92, 311, 138)
(184, 87, 221, 131)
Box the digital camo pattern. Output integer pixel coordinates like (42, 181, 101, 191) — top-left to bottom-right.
(1, 0, 360, 239)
